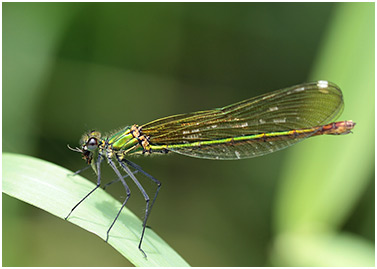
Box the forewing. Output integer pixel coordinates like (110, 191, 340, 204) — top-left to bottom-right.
(142, 81, 344, 159)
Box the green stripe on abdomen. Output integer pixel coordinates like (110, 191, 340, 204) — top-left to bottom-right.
(151, 127, 318, 151)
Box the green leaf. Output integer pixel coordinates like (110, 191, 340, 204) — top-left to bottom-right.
(2, 152, 190, 267)
(271, 231, 375, 267)
(275, 2, 374, 234)
(271, 3, 374, 266)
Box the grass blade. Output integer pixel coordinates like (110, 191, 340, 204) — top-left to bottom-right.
(2, 152, 190, 267)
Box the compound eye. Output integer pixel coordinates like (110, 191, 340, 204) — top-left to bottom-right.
(86, 137, 98, 151)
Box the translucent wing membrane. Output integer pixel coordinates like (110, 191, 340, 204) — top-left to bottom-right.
(142, 81, 344, 159)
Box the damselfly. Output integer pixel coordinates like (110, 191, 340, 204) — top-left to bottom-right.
(66, 80, 355, 257)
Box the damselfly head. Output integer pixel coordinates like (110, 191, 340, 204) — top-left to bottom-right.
(72, 130, 103, 164)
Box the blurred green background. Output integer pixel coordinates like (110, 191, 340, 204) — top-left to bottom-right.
(3, 2, 374, 266)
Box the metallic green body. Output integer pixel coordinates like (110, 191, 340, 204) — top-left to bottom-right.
(90, 81, 353, 161)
